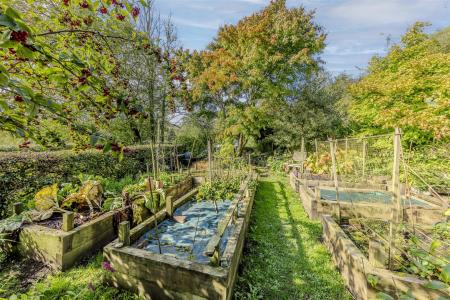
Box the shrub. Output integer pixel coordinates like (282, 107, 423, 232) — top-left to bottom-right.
(0, 146, 154, 218)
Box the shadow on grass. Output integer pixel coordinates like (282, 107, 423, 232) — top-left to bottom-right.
(234, 175, 352, 300)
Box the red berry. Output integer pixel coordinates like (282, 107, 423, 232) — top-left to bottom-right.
(103, 88, 110, 96)
(110, 143, 121, 152)
(14, 95, 24, 102)
(99, 6, 107, 14)
(116, 14, 125, 21)
(132, 7, 140, 18)
(10, 31, 28, 43)
(8, 48, 16, 55)
(63, 0, 69, 6)
(81, 68, 92, 77)
(80, 1, 89, 8)
(78, 77, 88, 84)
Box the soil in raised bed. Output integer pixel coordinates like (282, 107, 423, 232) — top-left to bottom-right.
(37, 211, 105, 230)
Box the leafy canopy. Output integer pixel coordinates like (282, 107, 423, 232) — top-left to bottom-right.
(347, 23, 450, 144)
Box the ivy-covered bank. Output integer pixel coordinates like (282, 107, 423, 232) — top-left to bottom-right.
(235, 174, 352, 299)
(0, 146, 154, 218)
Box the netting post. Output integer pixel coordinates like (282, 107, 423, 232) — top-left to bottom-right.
(362, 139, 367, 179)
(388, 128, 402, 269)
(329, 139, 341, 223)
(300, 137, 305, 174)
(314, 138, 319, 164)
(207, 139, 212, 183)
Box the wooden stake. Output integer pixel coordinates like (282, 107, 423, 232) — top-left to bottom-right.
(166, 196, 174, 217)
(388, 128, 402, 269)
(119, 221, 130, 246)
(62, 212, 74, 232)
(300, 137, 306, 174)
(13, 202, 22, 215)
(207, 138, 212, 183)
(314, 138, 318, 159)
(329, 139, 341, 222)
(362, 139, 367, 178)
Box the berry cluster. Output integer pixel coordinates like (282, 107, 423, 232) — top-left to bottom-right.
(132, 7, 140, 18)
(80, 1, 89, 8)
(10, 31, 28, 43)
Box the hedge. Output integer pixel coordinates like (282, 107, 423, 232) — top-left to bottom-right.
(0, 146, 153, 218)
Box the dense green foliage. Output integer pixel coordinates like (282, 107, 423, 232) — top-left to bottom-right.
(345, 23, 450, 144)
(235, 175, 352, 299)
(0, 146, 154, 218)
(195, 177, 242, 202)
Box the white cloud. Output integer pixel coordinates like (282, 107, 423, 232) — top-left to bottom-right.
(154, 0, 450, 76)
(327, 0, 449, 25)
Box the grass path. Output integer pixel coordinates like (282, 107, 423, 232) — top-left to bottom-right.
(234, 174, 352, 299)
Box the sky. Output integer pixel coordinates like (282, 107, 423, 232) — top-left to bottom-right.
(154, 0, 450, 76)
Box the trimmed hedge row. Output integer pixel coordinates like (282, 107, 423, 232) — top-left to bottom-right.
(0, 146, 152, 218)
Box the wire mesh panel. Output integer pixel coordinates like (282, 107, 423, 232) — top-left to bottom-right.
(402, 142, 450, 197)
(333, 135, 394, 184)
(300, 131, 449, 285)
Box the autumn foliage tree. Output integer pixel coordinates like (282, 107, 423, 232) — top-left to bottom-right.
(181, 0, 326, 154)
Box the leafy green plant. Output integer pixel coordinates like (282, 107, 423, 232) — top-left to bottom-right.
(267, 156, 288, 173)
(196, 176, 242, 202)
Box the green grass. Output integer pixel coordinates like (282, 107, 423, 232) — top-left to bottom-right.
(2, 254, 141, 300)
(234, 174, 352, 300)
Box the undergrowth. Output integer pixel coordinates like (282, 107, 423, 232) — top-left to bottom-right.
(3, 253, 141, 300)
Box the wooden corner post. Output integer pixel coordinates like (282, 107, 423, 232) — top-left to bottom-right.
(166, 196, 174, 217)
(13, 202, 22, 215)
(119, 221, 130, 246)
(62, 212, 74, 232)
(388, 127, 402, 269)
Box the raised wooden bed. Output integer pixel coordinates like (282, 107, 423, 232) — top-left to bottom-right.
(18, 208, 128, 271)
(16, 177, 200, 271)
(103, 174, 257, 300)
(132, 176, 197, 225)
(290, 172, 445, 227)
(321, 215, 449, 300)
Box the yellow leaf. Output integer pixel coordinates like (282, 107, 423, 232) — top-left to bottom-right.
(34, 184, 58, 211)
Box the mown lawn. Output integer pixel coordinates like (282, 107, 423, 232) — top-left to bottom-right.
(234, 174, 352, 299)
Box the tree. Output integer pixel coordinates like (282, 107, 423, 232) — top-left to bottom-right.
(266, 72, 352, 151)
(181, 0, 326, 155)
(0, 0, 166, 151)
(346, 23, 450, 145)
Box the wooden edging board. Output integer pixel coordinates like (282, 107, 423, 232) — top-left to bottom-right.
(17, 179, 200, 271)
(321, 215, 449, 300)
(103, 173, 257, 300)
(18, 208, 127, 271)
